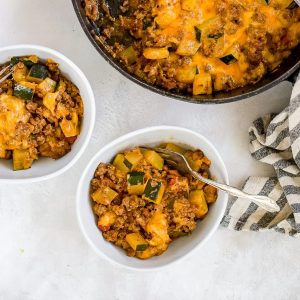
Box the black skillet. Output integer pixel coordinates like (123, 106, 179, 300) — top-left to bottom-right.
(72, 0, 300, 104)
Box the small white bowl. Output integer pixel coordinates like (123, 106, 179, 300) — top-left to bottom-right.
(0, 44, 95, 183)
(77, 126, 229, 270)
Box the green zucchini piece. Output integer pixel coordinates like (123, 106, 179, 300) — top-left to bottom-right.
(208, 33, 223, 40)
(128, 172, 145, 185)
(27, 64, 48, 83)
(13, 84, 34, 100)
(127, 172, 145, 195)
(194, 26, 202, 42)
(113, 154, 131, 172)
(11, 57, 36, 68)
(123, 158, 133, 170)
(121, 46, 137, 65)
(220, 54, 237, 65)
(143, 180, 165, 204)
(38, 77, 57, 96)
(126, 233, 149, 251)
(143, 18, 153, 30)
(143, 150, 164, 170)
(57, 79, 66, 93)
(287, 1, 296, 8)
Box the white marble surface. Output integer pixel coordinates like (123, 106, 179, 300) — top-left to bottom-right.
(1, 1, 300, 299)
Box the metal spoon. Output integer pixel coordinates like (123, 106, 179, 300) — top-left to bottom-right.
(145, 147, 280, 213)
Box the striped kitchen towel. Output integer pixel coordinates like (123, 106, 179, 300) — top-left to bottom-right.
(221, 74, 300, 236)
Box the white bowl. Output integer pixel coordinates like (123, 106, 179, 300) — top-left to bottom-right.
(0, 44, 95, 183)
(77, 126, 229, 270)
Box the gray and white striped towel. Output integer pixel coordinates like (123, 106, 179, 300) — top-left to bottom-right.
(221, 74, 300, 236)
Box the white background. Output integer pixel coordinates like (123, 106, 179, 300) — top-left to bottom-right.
(1, 1, 300, 299)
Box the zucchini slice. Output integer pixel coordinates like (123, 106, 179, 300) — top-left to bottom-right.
(27, 64, 48, 83)
(113, 154, 131, 173)
(189, 190, 208, 218)
(13, 149, 34, 171)
(143, 179, 165, 204)
(91, 186, 118, 205)
(127, 171, 145, 185)
(165, 143, 186, 154)
(126, 233, 149, 251)
(121, 46, 137, 65)
(127, 172, 146, 195)
(143, 150, 164, 170)
(193, 73, 213, 95)
(38, 77, 57, 96)
(176, 66, 197, 83)
(207, 33, 223, 40)
(124, 149, 143, 170)
(220, 54, 237, 65)
(13, 83, 35, 100)
(194, 26, 202, 42)
(57, 79, 66, 93)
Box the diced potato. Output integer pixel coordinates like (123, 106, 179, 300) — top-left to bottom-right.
(91, 186, 118, 205)
(143, 150, 164, 170)
(176, 66, 197, 83)
(98, 211, 116, 231)
(193, 73, 213, 95)
(143, 48, 169, 60)
(146, 212, 170, 246)
(176, 39, 201, 56)
(204, 185, 218, 203)
(189, 190, 208, 218)
(38, 78, 57, 97)
(165, 143, 186, 154)
(126, 233, 149, 251)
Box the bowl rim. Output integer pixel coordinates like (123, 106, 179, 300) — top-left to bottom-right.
(0, 44, 96, 183)
(76, 125, 229, 270)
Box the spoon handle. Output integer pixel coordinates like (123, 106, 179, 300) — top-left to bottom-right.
(192, 171, 280, 213)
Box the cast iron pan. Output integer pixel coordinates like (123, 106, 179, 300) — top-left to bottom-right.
(72, 0, 300, 104)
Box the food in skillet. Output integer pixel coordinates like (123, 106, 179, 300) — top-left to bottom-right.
(84, 0, 300, 96)
(0, 55, 83, 170)
(90, 144, 218, 259)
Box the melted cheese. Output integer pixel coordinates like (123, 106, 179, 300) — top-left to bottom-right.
(0, 94, 30, 150)
(147, 0, 300, 91)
